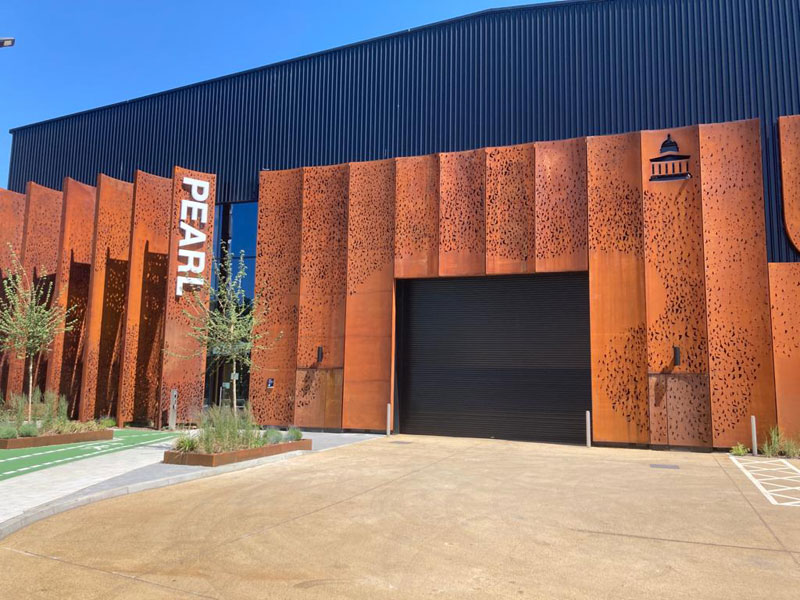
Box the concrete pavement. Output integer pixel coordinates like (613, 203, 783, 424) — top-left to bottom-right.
(1, 435, 799, 599)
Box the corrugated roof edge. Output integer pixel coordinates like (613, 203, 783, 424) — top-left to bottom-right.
(8, 0, 598, 134)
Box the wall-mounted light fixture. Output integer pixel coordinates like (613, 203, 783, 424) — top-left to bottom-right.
(673, 345, 681, 367)
(317, 345, 323, 363)
(0, 38, 15, 48)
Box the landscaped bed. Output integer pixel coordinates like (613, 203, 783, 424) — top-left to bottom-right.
(0, 428, 112, 449)
(0, 391, 115, 449)
(164, 406, 310, 467)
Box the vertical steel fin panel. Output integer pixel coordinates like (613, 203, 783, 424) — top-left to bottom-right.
(779, 115, 800, 252)
(485, 143, 536, 275)
(641, 126, 711, 447)
(160, 167, 216, 423)
(250, 169, 303, 426)
(79, 175, 134, 424)
(115, 171, 171, 425)
(0, 189, 26, 276)
(46, 178, 96, 416)
(295, 164, 348, 427)
(534, 137, 588, 273)
(0, 188, 27, 399)
(438, 149, 486, 277)
(700, 119, 777, 447)
(394, 155, 439, 278)
(343, 159, 395, 430)
(587, 132, 649, 444)
(768, 262, 800, 438)
(6, 183, 64, 400)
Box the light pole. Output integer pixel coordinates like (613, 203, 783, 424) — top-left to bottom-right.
(0, 38, 15, 49)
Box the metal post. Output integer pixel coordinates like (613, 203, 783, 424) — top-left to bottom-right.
(586, 410, 592, 448)
(386, 403, 391, 437)
(751, 415, 758, 456)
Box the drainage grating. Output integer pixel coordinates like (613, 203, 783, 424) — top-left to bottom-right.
(390, 441, 412, 445)
(650, 464, 680, 470)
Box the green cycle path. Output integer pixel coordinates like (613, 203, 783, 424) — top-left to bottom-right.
(0, 429, 176, 481)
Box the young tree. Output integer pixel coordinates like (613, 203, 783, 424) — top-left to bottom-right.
(0, 249, 74, 422)
(182, 245, 266, 411)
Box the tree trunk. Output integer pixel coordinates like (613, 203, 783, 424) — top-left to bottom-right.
(231, 359, 238, 413)
(27, 358, 33, 423)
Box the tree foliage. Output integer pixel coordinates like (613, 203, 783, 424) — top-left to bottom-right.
(182, 245, 268, 409)
(0, 247, 74, 420)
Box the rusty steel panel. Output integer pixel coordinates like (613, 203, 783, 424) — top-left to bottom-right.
(343, 159, 395, 430)
(114, 171, 171, 425)
(700, 120, 777, 448)
(295, 165, 348, 427)
(641, 126, 711, 448)
(768, 263, 800, 438)
(485, 143, 536, 275)
(779, 116, 800, 252)
(249, 169, 303, 425)
(394, 155, 439, 278)
(160, 167, 216, 424)
(587, 132, 649, 444)
(6, 183, 64, 400)
(0, 188, 26, 276)
(534, 138, 588, 273)
(79, 175, 133, 422)
(438, 149, 486, 277)
(0, 188, 27, 399)
(294, 368, 343, 429)
(46, 178, 96, 416)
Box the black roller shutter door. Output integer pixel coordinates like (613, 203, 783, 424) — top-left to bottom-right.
(396, 273, 591, 444)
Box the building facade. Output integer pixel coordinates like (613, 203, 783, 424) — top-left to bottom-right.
(2, 0, 800, 447)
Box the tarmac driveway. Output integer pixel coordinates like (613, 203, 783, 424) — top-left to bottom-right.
(1, 435, 799, 599)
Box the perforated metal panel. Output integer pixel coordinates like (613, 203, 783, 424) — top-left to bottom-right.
(396, 273, 591, 443)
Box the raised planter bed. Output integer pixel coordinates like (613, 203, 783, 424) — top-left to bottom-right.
(163, 438, 312, 467)
(0, 429, 113, 450)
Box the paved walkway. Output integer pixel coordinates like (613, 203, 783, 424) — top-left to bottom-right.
(0, 430, 377, 530)
(1, 435, 798, 599)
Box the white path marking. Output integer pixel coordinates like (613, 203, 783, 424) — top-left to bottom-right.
(0, 432, 172, 464)
(729, 456, 800, 506)
(0, 437, 174, 477)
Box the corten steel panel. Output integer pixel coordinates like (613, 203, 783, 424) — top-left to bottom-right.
(249, 169, 303, 426)
(779, 116, 800, 252)
(700, 120, 777, 448)
(296, 165, 348, 368)
(343, 159, 395, 430)
(46, 178, 96, 417)
(587, 132, 649, 444)
(114, 171, 171, 425)
(160, 167, 216, 424)
(534, 138, 588, 273)
(5, 183, 63, 400)
(79, 175, 133, 422)
(485, 143, 536, 275)
(295, 164, 348, 427)
(0, 188, 26, 400)
(0, 189, 26, 276)
(294, 368, 343, 429)
(768, 263, 800, 439)
(641, 126, 711, 448)
(438, 149, 485, 277)
(394, 155, 439, 278)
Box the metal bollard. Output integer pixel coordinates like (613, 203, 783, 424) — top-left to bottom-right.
(386, 403, 391, 437)
(751, 415, 758, 456)
(586, 410, 592, 448)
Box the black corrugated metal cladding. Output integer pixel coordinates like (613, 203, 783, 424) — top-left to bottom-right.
(7, 0, 800, 261)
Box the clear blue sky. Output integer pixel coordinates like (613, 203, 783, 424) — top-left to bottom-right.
(0, 0, 550, 188)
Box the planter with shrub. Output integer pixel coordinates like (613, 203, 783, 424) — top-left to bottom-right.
(164, 406, 311, 467)
(0, 392, 114, 449)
